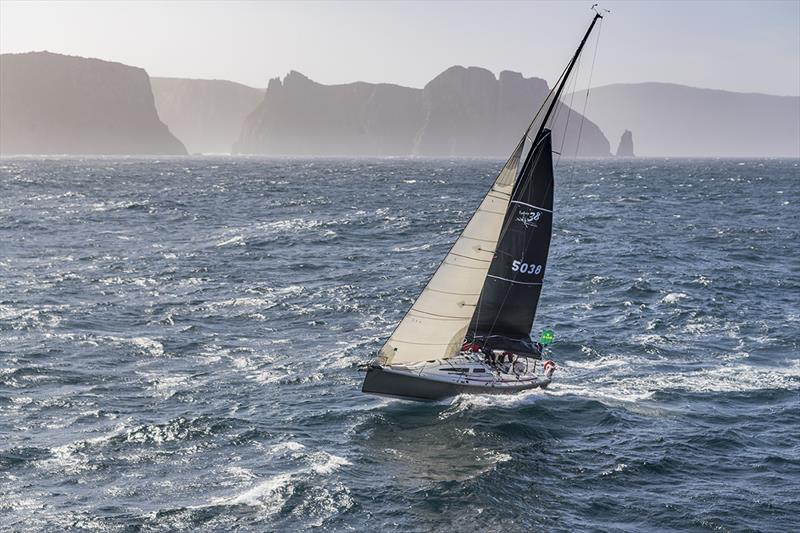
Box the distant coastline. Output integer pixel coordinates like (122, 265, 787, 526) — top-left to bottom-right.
(1, 51, 798, 158)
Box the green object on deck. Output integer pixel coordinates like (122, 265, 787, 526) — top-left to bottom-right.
(539, 329, 554, 345)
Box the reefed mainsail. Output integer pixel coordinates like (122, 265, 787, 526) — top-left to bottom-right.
(378, 140, 525, 365)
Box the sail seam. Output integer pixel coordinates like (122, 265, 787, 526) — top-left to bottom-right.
(442, 260, 490, 270)
(424, 287, 481, 296)
(390, 340, 462, 346)
(509, 200, 553, 213)
(487, 193, 510, 200)
(409, 310, 472, 320)
(460, 236, 500, 243)
(486, 274, 543, 286)
(447, 252, 491, 263)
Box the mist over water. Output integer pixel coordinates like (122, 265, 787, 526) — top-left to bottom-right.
(1, 156, 798, 531)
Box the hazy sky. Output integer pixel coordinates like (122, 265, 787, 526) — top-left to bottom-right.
(1, 0, 798, 95)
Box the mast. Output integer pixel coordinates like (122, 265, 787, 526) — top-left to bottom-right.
(534, 12, 603, 143)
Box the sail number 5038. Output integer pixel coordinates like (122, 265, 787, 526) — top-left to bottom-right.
(512, 260, 542, 275)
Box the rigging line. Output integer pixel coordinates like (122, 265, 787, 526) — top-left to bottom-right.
(566, 18, 603, 222)
(574, 18, 603, 162)
(530, 13, 604, 150)
(555, 53, 583, 172)
(545, 62, 577, 173)
(512, 62, 571, 194)
(526, 62, 571, 140)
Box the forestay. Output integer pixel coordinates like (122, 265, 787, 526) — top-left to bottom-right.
(378, 139, 525, 365)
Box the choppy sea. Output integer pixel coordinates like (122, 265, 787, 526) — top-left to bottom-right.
(1, 156, 798, 532)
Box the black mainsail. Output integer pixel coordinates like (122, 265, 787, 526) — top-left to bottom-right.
(466, 129, 554, 355)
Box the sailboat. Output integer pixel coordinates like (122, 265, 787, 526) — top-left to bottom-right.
(362, 12, 604, 401)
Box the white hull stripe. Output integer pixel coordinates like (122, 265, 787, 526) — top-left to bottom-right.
(510, 200, 552, 213)
(487, 274, 543, 285)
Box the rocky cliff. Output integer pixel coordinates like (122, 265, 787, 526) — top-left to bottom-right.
(235, 67, 610, 157)
(571, 82, 800, 157)
(235, 71, 426, 156)
(151, 77, 264, 154)
(0, 52, 186, 155)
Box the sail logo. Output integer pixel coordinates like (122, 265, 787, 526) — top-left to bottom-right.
(516, 210, 541, 228)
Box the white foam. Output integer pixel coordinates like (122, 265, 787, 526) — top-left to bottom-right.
(391, 243, 431, 252)
(207, 443, 351, 519)
(213, 473, 294, 512)
(216, 235, 245, 247)
(551, 358, 800, 403)
(148, 374, 190, 399)
(269, 441, 305, 455)
(309, 452, 351, 475)
(227, 466, 258, 481)
(693, 275, 712, 287)
(0, 496, 46, 512)
(128, 337, 165, 357)
(660, 292, 688, 304)
(439, 387, 546, 416)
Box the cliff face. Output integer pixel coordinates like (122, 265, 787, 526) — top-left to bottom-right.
(0, 52, 186, 155)
(414, 67, 609, 156)
(235, 71, 425, 156)
(571, 82, 800, 157)
(235, 67, 610, 157)
(616, 130, 635, 157)
(151, 77, 264, 154)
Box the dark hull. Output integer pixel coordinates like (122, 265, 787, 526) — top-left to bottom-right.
(361, 366, 549, 402)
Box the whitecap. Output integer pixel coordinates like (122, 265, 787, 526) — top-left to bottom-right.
(269, 441, 305, 455)
(308, 451, 351, 475)
(213, 473, 294, 512)
(693, 275, 712, 287)
(121, 336, 165, 357)
(391, 243, 431, 252)
(216, 235, 245, 247)
(660, 292, 688, 304)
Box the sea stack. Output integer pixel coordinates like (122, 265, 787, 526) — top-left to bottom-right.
(0, 52, 186, 155)
(616, 129, 635, 157)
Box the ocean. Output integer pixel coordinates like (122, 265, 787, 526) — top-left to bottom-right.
(1, 156, 798, 532)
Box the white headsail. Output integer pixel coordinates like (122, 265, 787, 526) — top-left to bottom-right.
(379, 139, 524, 365)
